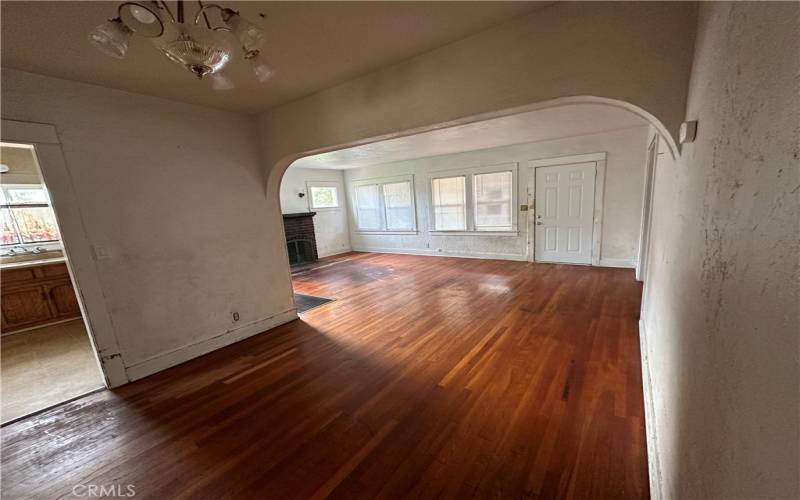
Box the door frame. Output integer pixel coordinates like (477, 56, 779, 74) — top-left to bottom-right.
(526, 152, 607, 265)
(2, 119, 126, 387)
(635, 134, 659, 282)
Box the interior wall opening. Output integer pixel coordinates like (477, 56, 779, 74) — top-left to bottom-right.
(277, 102, 666, 312)
(0, 142, 104, 424)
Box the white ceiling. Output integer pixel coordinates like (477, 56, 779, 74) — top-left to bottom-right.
(291, 104, 648, 170)
(1, 1, 547, 114)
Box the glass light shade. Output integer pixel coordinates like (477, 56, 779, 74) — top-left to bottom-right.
(248, 55, 275, 83)
(88, 19, 132, 58)
(210, 72, 235, 90)
(119, 2, 163, 38)
(226, 13, 266, 51)
(155, 22, 233, 78)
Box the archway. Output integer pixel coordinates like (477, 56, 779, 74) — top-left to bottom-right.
(270, 96, 677, 316)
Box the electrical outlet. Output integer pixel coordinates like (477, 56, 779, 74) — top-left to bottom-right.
(232, 312, 240, 322)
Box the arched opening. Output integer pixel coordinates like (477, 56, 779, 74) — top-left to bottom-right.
(274, 97, 674, 315)
(269, 95, 678, 198)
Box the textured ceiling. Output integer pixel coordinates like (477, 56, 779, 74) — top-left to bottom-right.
(1, 1, 547, 114)
(291, 104, 648, 170)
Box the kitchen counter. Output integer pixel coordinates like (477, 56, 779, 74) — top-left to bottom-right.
(0, 256, 67, 270)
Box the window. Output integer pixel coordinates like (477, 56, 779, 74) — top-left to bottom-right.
(308, 185, 339, 209)
(428, 164, 517, 234)
(473, 171, 513, 231)
(382, 182, 414, 230)
(352, 176, 417, 232)
(431, 176, 467, 231)
(1, 185, 60, 247)
(354, 184, 382, 230)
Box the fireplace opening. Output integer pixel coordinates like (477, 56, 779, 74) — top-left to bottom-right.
(282, 212, 318, 268)
(287, 239, 315, 266)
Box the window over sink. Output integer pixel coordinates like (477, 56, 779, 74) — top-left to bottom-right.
(1, 185, 61, 250)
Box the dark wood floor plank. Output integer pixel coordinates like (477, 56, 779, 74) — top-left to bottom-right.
(1, 252, 647, 499)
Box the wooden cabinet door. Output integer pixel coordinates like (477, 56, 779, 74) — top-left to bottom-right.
(47, 281, 82, 318)
(1, 286, 53, 330)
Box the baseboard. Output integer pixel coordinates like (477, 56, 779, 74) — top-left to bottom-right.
(1, 316, 82, 337)
(598, 258, 637, 269)
(123, 309, 298, 382)
(639, 319, 663, 499)
(351, 246, 527, 262)
(317, 247, 352, 259)
(352, 247, 631, 267)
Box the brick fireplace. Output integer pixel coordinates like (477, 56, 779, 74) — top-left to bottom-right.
(282, 212, 318, 267)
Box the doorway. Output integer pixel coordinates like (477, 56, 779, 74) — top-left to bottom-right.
(0, 142, 104, 424)
(636, 134, 659, 282)
(528, 159, 600, 265)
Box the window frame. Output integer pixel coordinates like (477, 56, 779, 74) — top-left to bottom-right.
(0, 183, 62, 250)
(349, 174, 418, 234)
(353, 183, 383, 231)
(381, 180, 416, 231)
(305, 181, 341, 210)
(427, 162, 519, 235)
(473, 170, 514, 232)
(430, 175, 468, 232)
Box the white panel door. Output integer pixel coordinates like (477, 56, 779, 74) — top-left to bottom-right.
(534, 162, 596, 264)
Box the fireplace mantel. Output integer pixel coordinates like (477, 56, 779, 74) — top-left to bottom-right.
(282, 212, 317, 219)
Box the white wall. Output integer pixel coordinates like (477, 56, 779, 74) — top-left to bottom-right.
(639, 3, 799, 498)
(344, 127, 650, 265)
(0, 69, 296, 386)
(259, 3, 696, 174)
(279, 167, 351, 258)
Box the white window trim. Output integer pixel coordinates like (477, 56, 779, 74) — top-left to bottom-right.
(429, 174, 468, 232)
(349, 174, 418, 233)
(473, 170, 515, 232)
(427, 162, 518, 235)
(1, 183, 63, 251)
(305, 180, 341, 210)
(430, 231, 519, 237)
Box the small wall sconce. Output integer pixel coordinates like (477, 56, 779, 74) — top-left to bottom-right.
(298, 191, 305, 198)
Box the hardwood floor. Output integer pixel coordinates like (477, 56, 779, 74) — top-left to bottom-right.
(1, 252, 648, 499)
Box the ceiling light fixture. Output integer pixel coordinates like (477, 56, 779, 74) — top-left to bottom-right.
(88, 18, 133, 59)
(119, 2, 164, 38)
(89, 1, 274, 89)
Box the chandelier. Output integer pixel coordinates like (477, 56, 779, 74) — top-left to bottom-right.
(88, 1, 273, 90)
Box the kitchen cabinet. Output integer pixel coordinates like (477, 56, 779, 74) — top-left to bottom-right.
(1, 261, 81, 333)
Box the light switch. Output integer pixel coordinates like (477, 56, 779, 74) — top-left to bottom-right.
(93, 245, 109, 260)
